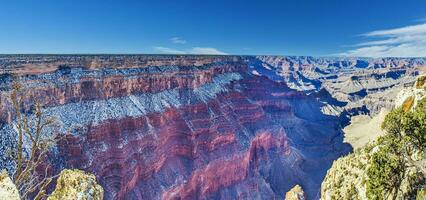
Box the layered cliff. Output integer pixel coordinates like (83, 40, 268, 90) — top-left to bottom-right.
(250, 56, 425, 119)
(0, 55, 352, 199)
(0, 55, 424, 199)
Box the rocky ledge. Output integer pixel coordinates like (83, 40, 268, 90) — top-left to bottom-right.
(48, 169, 103, 200)
(321, 75, 426, 200)
(0, 170, 20, 200)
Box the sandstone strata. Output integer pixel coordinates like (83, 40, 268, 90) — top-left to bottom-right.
(251, 56, 425, 119)
(0, 55, 424, 199)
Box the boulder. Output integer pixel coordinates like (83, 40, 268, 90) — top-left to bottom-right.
(285, 185, 306, 200)
(0, 170, 20, 200)
(47, 169, 103, 200)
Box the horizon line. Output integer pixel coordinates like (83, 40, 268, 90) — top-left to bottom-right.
(1, 53, 425, 59)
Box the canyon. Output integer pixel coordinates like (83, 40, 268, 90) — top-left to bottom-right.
(0, 55, 424, 200)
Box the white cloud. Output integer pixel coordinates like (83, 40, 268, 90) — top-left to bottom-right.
(189, 47, 227, 55)
(153, 46, 186, 54)
(341, 22, 426, 57)
(170, 37, 187, 44)
(153, 46, 227, 55)
(364, 23, 426, 37)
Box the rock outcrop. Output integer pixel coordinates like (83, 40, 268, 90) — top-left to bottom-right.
(48, 169, 103, 200)
(285, 185, 306, 200)
(395, 74, 426, 111)
(320, 146, 369, 200)
(321, 141, 425, 200)
(0, 170, 20, 200)
(321, 75, 426, 200)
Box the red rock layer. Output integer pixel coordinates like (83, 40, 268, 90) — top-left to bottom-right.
(0, 62, 245, 123)
(56, 75, 318, 200)
(162, 131, 290, 200)
(1, 55, 243, 73)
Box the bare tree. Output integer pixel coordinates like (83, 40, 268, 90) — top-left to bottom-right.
(9, 82, 60, 200)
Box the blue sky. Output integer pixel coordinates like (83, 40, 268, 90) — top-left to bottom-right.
(1, 0, 426, 56)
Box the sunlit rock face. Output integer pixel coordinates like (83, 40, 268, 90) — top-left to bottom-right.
(0, 170, 20, 200)
(0, 56, 349, 200)
(285, 185, 306, 200)
(48, 169, 104, 200)
(51, 71, 348, 200)
(0, 55, 422, 199)
(249, 56, 425, 121)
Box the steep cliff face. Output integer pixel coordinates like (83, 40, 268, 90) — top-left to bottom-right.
(0, 55, 423, 200)
(50, 72, 347, 199)
(321, 75, 426, 200)
(250, 56, 425, 119)
(0, 56, 351, 200)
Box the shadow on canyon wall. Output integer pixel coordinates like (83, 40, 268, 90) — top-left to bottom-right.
(0, 56, 368, 199)
(52, 71, 352, 199)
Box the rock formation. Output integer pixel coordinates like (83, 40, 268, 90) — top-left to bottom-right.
(320, 146, 370, 199)
(395, 74, 426, 111)
(321, 139, 425, 200)
(285, 185, 306, 200)
(48, 169, 103, 200)
(0, 55, 424, 199)
(0, 170, 20, 200)
(0, 168, 103, 200)
(250, 56, 425, 119)
(321, 75, 426, 200)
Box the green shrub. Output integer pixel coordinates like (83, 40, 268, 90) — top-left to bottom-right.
(366, 136, 405, 200)
(366, 96, 426, 199)
(403, 97, 426, 150)
(381, 107, 404, 138)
